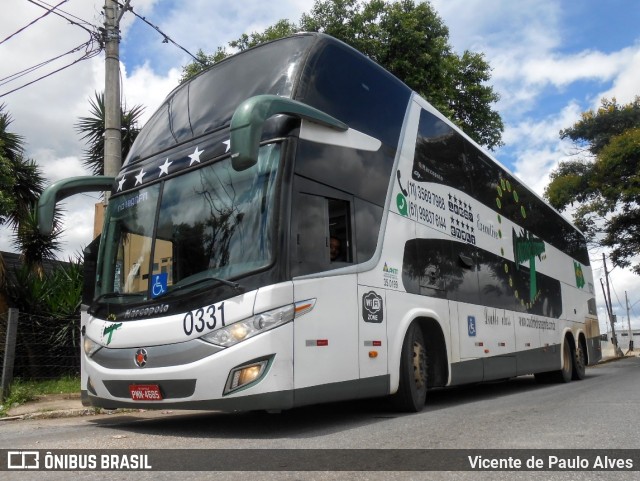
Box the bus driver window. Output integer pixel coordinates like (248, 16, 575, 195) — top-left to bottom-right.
(329, 198, 351, 264)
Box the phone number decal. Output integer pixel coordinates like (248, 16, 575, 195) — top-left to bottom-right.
(183, 302, 226, 336)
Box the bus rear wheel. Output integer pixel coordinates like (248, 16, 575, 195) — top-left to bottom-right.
(392, 323, 427, 412)
(534, 337, 573, 384)
(551, 337, 573, 383)
(571, 341, 586, 380)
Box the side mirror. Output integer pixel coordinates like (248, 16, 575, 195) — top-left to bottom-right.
(37, 176, 115, 235)
(229, 95, 348, 171)
(82, 235, 101, 305)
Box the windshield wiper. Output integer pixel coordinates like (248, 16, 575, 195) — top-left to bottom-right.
(162, 275, 243, 297)
(94, 292, 147, 303)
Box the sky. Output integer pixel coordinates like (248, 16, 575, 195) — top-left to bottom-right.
(1, 0, 639, 334)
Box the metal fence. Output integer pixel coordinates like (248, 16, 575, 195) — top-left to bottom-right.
(1, 308, 80, 399)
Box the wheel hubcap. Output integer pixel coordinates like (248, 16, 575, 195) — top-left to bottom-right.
(412, 341, 427, 389)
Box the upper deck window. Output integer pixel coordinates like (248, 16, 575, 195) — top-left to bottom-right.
(125, 35, 313, 164)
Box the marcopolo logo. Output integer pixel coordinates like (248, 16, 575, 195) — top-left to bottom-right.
(124, 304, 170, 319)
(362, 291, 383, 323)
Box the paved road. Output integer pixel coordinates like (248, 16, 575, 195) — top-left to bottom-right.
(1, 357, 639, 480)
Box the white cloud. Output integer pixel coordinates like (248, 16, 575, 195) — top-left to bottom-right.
(595, 43, 640, 105)
(121, 62, 182, 125)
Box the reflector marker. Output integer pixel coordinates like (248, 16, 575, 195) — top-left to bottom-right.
(498, 342, 506, 347)
(305, 339, 329, 347)
(475, 342, 484, 347)
(363, 340, 382, 346)
(295, 299, 316, 318)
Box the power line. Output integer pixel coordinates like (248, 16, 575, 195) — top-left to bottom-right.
(116, 1, 206, 65)
(26, 0, 99, 35)
(0, 1, 103, 98)
(0, 0, 68, 46)
(0, 40, 101, 98)
(0, 41, 94, 87)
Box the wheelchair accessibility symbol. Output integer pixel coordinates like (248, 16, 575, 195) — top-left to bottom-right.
(467, 316, 477, 337)
(151, 273, 168, 298)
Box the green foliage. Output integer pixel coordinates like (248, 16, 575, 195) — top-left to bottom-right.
(6, 258, 83, 318)
(545, 97, 640, 274)
(75, 91, 145, 175)
(560, 97, 640, 155)
(12, 209, 63, 272)
(230, 19, 299, 51)
(0, 104, 43, 230)
(179, 47, 229, 83)
(179, 0, 503, 150)
(0, 151, 15, 220)
(0, 375, 80, 417)
(0, 103, 25, 162)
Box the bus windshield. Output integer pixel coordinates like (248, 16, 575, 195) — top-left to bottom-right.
(95, 143, 281, 302)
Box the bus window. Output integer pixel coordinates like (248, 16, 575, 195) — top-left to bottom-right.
(292, 190, 353, 276)
(329, 198, 351, 263)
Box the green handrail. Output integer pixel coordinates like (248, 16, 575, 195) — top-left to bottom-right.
(37, 176, 115, 235)
(229, 94, 348, 171)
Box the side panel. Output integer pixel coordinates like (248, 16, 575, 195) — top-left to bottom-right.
(387, 95, 600, 385)
(292, 276, 359, 390)
(357, 285, 389, 380)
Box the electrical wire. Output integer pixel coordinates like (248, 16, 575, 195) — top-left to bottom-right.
(0, 40, 101, 98)
(0, 0, 105, 98)
(0, 41, 94, 87)
(32, 0, 101, 29)
(115, 1, 206, 65)
(0, 0, 68, 46)
(26, 0, 99, 36)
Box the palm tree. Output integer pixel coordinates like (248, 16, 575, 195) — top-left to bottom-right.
(75, 92, 145, 175)
(0, 104, 60, 280)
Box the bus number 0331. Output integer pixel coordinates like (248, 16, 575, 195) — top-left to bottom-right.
(183, 302, 226, 336)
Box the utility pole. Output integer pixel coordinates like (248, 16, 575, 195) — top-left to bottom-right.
(625, 291, 633, 352)
(103, 0, 130, 195)
(602, 253, 622, 357)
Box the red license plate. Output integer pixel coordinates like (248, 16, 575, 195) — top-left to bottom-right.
(129, 384, 163, 401)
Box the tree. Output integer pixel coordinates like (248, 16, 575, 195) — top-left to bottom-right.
(179, 0, 503, 150)
(75, 92, 145, 175)
(0, 104, 61, 277)
(544, 97, 640, 274)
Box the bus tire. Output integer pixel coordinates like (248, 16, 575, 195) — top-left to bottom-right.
(392, 322, 427, 412)
(571, 340, 586, 380)
(551, 337, 573, 383)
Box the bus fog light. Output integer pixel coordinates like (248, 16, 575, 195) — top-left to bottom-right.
(224, 358, 271, 395)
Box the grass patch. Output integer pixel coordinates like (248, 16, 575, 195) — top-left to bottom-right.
(0, 375, 80, 417)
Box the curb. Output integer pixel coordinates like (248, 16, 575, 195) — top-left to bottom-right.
(597, 354, 638, 365)
(0, 408, 99, 422)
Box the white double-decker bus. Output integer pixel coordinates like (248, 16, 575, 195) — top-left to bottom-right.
(39, 33, 601, 412)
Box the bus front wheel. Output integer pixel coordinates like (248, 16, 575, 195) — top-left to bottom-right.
(392, 323, 427, 412)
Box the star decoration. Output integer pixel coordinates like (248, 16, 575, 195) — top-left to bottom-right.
(189, 146, 204, 166)
(158, 158, 172, 177)
(222, 140, 230, 153)
(135, 169, 146, 185)
(117, 176, 126, 192)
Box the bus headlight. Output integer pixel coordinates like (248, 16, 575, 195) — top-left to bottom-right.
(83, 336, 102, 357)
(201, 304, 296, 347)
